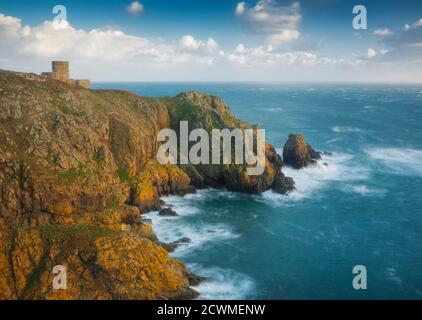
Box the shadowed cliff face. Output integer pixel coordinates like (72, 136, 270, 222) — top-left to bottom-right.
(0, 70, 293, 299)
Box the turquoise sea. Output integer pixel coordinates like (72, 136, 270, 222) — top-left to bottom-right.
(93, 82, 422, 299)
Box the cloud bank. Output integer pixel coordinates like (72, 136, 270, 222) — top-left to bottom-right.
(0, 10, 421, 82)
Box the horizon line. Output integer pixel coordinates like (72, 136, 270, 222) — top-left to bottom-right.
(91, 80, 422, 85)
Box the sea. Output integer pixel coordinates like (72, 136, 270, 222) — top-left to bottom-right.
(92, 82, 422, 299)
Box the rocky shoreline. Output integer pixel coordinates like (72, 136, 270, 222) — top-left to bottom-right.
(0, 69, 323, 299)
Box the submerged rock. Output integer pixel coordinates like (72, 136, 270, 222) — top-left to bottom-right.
(187, 272, 207, 286)
(282, 134, 322, 169)
(173, 237, 191, 244)
(158, 207, 179, 217)
(158, 237, 191, 253)
(158, 241, 178, 253)
(141, 218, 153, 224)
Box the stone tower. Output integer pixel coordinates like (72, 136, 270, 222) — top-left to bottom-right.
(41, 61, 90, 89)
(51, 61, 69, 81)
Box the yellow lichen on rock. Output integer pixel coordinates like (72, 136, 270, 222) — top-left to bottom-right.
(0, 225, 195, 300)
(130, 159, 192, 211)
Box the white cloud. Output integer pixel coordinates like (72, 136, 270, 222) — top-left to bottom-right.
(366, 48, 388, 59)
(235, 2, 246, 15)
(180, 35, 201, 50)
(179, 35, 219, 53)
(373, 28, 393, 37)
(206, 38, 219, 52)
(384, 18, 422, 55)
(227, 43, 351, 67)
(126, 1, 144, 15)
(403, 18, 422, 31)
(0, 13, 30, 39)
(0, 11, 410, 82)
(0, 12, 219, 67)
(235, 0, 301, 45)
(367, 48, 377, 58)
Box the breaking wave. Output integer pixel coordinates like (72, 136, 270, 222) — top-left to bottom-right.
(260, 151, 370, 205)
(189, 264, 255, 300)
(366, 147, 422, 176)
(342, 184, 386, 197)
(146, 190, 240, 256)
(332, 126, 362, 133)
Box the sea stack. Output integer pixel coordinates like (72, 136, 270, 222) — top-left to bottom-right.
(282, 134, 322, 169)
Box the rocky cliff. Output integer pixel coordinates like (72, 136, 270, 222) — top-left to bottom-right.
(0, 69, 293, 299)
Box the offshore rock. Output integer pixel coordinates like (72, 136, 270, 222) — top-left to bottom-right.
(283, 134, 322, 169)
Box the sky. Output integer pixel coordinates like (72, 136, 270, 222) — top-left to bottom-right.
(1, 0, 422, 82)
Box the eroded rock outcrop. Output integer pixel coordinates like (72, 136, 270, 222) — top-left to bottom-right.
(168, 92, 294, 194)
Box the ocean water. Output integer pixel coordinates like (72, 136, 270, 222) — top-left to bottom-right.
(93, 82, 422, 299)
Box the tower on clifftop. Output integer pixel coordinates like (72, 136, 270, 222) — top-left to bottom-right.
(41, 61, 90, 89)
(51, 61, 69, 81)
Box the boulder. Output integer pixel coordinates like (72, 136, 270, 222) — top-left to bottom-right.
(158, 237, 191, 253)
(187, 272, 207, 286)
(158, 207, 179, 217)
(173, 237, 191, 244)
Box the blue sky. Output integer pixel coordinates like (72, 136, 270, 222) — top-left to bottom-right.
(1, 0, 422, 81)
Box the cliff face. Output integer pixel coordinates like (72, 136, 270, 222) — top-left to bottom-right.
(0, 70, 292, 299)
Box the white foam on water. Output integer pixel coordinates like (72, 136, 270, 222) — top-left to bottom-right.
(263, 107, 283, 112)
(385, 267, 403, 286)
(188, 264, 255, 300)
(160, 194, 202, 216)
(332, 126, 362, 133)
(260, 152, 370, 205)
(366, 147, 422, 176)
(326, 137, 342, 144)
(159, 189, 240, 217)
(342, 184, 386, 197)
(147, 211, 238, 256)
(147, 190, 240, 256)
